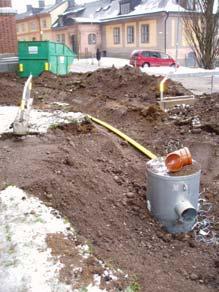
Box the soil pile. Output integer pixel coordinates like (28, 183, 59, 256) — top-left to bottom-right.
(0, 68, 218, 292)
(34, 66, 191, 102)
(0, 67, 191, 107)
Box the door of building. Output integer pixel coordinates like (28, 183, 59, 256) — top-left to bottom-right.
(71, 35, 78, 55)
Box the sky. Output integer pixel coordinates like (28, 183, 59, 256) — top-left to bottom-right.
(11, 0, 219, 13)
(11, 0, 91, 13)
(12, 0, 54, 13)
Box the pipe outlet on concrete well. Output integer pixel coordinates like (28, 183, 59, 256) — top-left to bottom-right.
(175, 201, 197, 222)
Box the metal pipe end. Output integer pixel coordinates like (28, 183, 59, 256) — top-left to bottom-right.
(181, 208, 197, 221)
(175, 201, 197, 222)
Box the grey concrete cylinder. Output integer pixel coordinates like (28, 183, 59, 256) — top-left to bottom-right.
(146, 158, 201, 233)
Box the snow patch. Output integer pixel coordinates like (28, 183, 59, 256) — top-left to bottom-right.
(0, 186, 72, 292)
(0, 106, 86, 135)
(0, 106, 18, 135)
(0, 186, 113, 292)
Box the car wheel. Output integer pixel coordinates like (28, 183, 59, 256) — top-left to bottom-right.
(170, 63, 176, 68)
(142, 63, 150, 68)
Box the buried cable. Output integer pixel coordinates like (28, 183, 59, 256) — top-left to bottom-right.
(88, 115, 157, 160)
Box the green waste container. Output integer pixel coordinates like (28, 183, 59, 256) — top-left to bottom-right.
(18, 41, 76, 77)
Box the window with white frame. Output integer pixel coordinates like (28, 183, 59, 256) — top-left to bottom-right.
(113, 27, 120, 44)
(141, 24, 149, 43)
(127, 26, 134, 44)
(88, 33, 96, 45)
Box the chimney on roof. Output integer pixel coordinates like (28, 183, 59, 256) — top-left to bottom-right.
(68, 0, 75, 8)
(26, 4, 33, 12)
(39, 0, 45, 8)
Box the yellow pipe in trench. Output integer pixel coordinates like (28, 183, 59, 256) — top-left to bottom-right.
(88, 115, 157, 160)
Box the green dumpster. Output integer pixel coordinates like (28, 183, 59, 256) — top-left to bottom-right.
(18, 41, 75, 77)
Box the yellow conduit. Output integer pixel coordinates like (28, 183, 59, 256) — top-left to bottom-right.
(88, 115, 157, 160)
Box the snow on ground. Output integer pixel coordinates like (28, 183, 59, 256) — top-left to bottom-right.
(0, 186, 109, 292)
(0, 186, 72, 292)
(0, 106, 18, 135)
(71, 57, 130, 73)
(141, 65, 219, 76)
(71, 57, 219, 75)
(0, 106, 85, 135)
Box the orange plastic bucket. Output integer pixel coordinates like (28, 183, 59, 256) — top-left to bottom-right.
(165, 147, 192, 172)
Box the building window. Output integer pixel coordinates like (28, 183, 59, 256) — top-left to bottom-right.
(42, 19, 47, 28)
(120, 3, 130, 14)
(56, 34, 65, 44)
(88, 33, 96, 45)
(21, 23, 25, 32)
(141, 24, 149, 43)
(127, 26, 134, 44)
(30, 22, 36, 31)
(113, 27, 120, 44)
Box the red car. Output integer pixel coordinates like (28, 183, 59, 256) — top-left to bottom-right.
(130, 50, 177, 68)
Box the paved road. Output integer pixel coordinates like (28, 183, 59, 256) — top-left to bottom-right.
(171, 75, 219, 95)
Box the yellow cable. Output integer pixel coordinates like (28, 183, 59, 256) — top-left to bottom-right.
(88, 115, 157, 160)
(20, 99, 25, 111)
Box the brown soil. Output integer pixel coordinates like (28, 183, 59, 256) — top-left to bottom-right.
(169, 161, 201, 176)
(0, 68, 218, 292)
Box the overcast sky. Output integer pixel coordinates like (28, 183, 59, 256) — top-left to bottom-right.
(11, 0, 91, 13)
(12, 0, 219, 13)
(12, 0, 52, 13)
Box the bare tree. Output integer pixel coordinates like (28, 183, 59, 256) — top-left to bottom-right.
(183, 0, 219, 69)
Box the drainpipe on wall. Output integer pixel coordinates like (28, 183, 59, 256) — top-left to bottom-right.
(164, 11, 169, 53)
(37, 15, 43, 41)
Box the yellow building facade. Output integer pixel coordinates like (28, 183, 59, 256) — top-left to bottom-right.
(16, 1, 68, 42)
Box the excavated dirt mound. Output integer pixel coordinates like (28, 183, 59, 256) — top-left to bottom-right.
(0, 68, 218, 292)
(0, 66, 190, 107)
(36, 66, 189, 100)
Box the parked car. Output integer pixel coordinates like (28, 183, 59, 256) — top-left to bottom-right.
(130, 50, 178, 68)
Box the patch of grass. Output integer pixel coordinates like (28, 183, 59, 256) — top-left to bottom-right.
(8, 245, 16, 254)
(1, 182, 15, 190)
(34, 217, 45, 224)
(79, 288, 88, 292)
(125, 276, 141, 292)
(125, 282, 141, 292)
(86, 241, 94, 255)
(62, 106, 71, 112)
(64, 217, 70, 225)
(5, 224, 12, 242)
(4, 259, 18, 268)
(49, 123, 60, 129)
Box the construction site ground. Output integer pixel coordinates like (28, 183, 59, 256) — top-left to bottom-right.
(0, 66, 218, 292)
